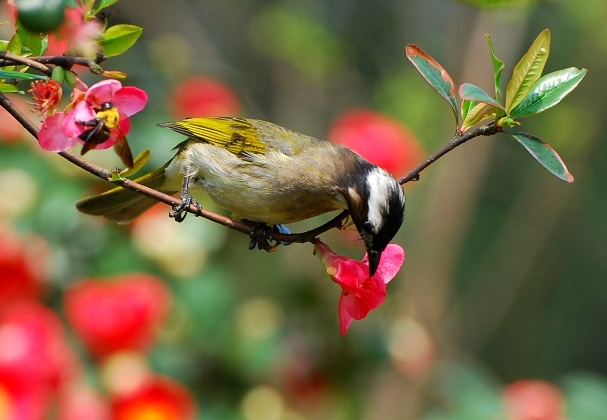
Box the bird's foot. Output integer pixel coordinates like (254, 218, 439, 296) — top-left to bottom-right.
(169, 191, 201, 223)
(247, 223, 291, 252)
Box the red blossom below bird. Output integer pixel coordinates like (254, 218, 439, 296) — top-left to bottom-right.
(314, 241, 405, 334)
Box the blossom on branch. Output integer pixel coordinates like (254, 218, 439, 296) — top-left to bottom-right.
(314, 241, 405, 334)
(38, 79, 147, 156)
(29, 79, 62, 117)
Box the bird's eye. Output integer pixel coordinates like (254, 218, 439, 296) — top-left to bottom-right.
(363, 221, 374, 232)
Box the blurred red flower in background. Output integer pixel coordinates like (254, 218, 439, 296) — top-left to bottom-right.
(64, 274, 172, 358)
(315, 241, 405, 334)
(169, 76, 241, 119)
(503, 380, 566, 420)
(0, 225, 48, 307)
(0, 98, 28, 143)
(111, 376, 197, 420)
(0, 301, 80, 420)
(327, 109, 423, 177)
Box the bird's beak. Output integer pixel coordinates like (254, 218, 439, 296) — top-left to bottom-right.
(367, 249, 381, 277)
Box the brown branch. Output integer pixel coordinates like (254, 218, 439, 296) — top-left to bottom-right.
(0, 51, 52, 76)
(398, 123, 501, 185)
(0, 55, 501, 246)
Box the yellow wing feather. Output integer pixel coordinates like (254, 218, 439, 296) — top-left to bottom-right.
(158, 117, 268, 156)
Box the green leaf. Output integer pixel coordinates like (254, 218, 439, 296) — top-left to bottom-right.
(510, 67, 587, 118)
(461, 98, 477, 121)
(459, 83, 504, 109)
(506, 131, 573, 182)
(0, 40, 8, 51)
(92, 0, 119, 15)
(0, 70, 47, 80)
(16, 25, 45, 56)
(505, 29, 551, 112)
(461, 102, 496, 132)
(120, 149, 151, 178)
(7, 33, 22, 55)
(98, 24, 143, 57)
(406, 44, 459, 125)
(486, 35, 504, 103)
(0, 84, 22, 93)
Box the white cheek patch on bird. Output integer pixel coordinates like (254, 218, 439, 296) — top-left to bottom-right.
(365, 168, 400, 233)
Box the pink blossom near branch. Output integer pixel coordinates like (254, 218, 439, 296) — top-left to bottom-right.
(314, 241, 405, 334)
(38, 79, 147, 153)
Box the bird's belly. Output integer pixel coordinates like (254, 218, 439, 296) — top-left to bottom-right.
(171, 141, 347, 224)
(200, 177, 346, 224)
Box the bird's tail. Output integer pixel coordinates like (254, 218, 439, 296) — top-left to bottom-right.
(75, 162, 177, 224)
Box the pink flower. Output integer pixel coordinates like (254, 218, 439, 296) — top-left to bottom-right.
(315, 241, 405, 334)
(38, 79, 147, 154)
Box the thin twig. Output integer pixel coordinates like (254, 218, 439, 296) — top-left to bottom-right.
(399, 124, 501, 185)
(0, 51, 52, 76)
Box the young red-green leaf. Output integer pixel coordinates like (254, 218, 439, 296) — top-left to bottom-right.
(486, 35, 504, 103)
(510, 67, 586, 118)
(461, 102, 496, 132)
(120, 149, 151, 178)
(505, 29, 550, 113)
(406, 44, 458, 125)
(98, 24, 143, 57)
(506, 131, 573, 182)
(459, 83, 504, 109)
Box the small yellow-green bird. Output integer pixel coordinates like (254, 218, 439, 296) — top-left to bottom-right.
(76, 117, 405, 276)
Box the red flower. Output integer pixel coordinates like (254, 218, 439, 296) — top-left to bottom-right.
(0, 301, 80, 420)
(111, 376, 197, 420)
(0, 224, 48, 307)
(503, 380, 565, 420)
(38, 79, 147, 153)
(169, 76, 241, 119)
(327, 109, 423, 177)
(64, 274, 171, 358)
(29, 79, 62, 117)
(315, 241, 405, 334)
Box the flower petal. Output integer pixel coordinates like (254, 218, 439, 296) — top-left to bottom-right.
(112, 86, 148, 116)
(38, 113, 79, 152)
(341, 276, 387, 321)
(333, 258, 369, 293)
(363, 244, 405, 284)
(63, 101, 95, 137)
(85, 79, 122, 105)
(338, 294, 355, 335)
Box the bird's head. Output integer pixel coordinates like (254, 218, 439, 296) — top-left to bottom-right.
(343, 166, 405, 277)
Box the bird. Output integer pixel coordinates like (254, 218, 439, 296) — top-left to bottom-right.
(75, 117, 405, 276)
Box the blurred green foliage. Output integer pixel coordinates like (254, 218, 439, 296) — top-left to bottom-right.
(2, 0, 607, 418)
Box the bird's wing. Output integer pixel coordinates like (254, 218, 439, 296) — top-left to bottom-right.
(158, 117, 270, 156)
(158, 117, 320, 158)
